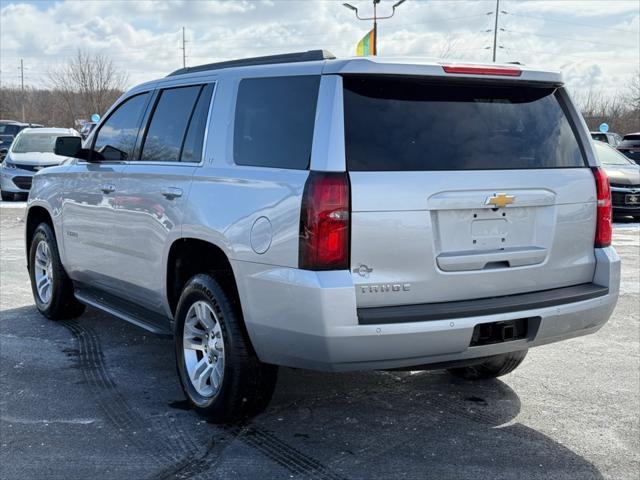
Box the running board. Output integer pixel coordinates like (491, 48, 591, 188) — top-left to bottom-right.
(74, 286, 173, 338)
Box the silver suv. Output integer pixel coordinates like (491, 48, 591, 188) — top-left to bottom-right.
(25, 51, 620, 422)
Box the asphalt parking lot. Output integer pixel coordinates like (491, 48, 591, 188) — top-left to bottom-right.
(0, 201, 638, 480)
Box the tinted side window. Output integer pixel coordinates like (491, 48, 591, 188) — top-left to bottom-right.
(344, 76, 586, 171)
(233, 76, 319, 170)
(181, 83, 214, 163)
(93, 93, 149, 161)
(141, 86, 201, 162)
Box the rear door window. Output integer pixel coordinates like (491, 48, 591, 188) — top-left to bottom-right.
(343, 76, 586, 171)
(141, 85, 202, 162)
(233, 75, 320, 170)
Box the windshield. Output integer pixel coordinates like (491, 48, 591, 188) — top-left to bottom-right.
(591, 133, 608, 142)
(11, 133, 60, 154)
(594, 141, 633, 165)
(0, 124, 20, 136)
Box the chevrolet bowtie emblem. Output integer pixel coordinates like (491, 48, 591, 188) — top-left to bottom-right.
(485, 193, 515, 208)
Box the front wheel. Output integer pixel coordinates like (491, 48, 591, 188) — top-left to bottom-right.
(174, 273, 278, 423)
(447, 350, 528, 380)
(28, 222, 85, 319)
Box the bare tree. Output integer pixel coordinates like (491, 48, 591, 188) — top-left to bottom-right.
(48, 50, 127, 125)
(437, 36, 460, 59)
(625, 70, 640, 112)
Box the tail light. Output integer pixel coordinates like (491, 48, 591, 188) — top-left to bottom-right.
(442, 64, 522, 77)
(592, 167, 612, 248)
(299, 172, 350, 270)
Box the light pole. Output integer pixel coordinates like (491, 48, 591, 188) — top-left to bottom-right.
(343, 0, 407, 55)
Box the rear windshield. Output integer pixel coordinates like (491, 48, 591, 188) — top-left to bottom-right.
(620, 135, 640, 147)
(343, 76, 586, 171)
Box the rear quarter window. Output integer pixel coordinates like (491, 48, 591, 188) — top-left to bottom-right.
(233, 75, 320, 170)
(343, 75, 586, 171)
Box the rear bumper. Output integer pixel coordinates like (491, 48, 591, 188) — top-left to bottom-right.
(234, 247, 620, 372)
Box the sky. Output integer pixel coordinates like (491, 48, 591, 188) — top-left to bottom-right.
(0, 0, 638, 99)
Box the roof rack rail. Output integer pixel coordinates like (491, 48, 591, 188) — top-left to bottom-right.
(167, 49, 336, 77)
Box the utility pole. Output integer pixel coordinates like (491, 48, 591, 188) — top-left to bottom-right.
(181, 26, 188, 68)
(19, 58, 25, 122)
(492, 0, 500, 62)
(343, 0, 407, 56)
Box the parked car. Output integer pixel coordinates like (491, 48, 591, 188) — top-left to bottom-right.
(617, 133, 640, 165)
(79, 122, 97, 140)
(0, 119, 43, 137)
(593, 140, 640, 219)
(26, 52, 619, 422)
(590, 131, 622, 146)
(0, 134, 14, 161)
(0, 127, 79, 201)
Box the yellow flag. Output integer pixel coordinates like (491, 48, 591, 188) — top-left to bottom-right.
(356, 29, 376, 56)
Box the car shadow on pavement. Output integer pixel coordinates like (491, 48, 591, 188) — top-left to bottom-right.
(0, 304, 604, 480)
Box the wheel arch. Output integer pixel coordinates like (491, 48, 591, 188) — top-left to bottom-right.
(25, 205, 55, 271)
(165, 237, 239, 317)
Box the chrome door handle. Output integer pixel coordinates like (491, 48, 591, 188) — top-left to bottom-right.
(161, 187, 183, 200)
(100, 184, 116, 194)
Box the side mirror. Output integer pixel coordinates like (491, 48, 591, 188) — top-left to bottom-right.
(54, 136, 90, 160)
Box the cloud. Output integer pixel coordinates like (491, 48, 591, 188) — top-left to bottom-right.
(0, 0, 638, 99)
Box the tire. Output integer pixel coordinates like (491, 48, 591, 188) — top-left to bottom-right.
(447, 350, 528, 380)
(174, 273, 278, 423)
(1, 191, 14, 201)
(28, 222, 85, 320)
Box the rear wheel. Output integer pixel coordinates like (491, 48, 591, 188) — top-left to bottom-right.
(174, 273, 278, 423)
(447, 350, 528, 380)
(28, 223, 85, 320)
(1, 191, 14, 201)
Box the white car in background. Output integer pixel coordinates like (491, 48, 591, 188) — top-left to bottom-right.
(0, 127, 80, 201)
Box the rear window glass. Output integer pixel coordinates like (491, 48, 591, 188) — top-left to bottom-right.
(591, 133, 608, 142)
(343, 76, 586, 171)
(233, 75, 320, 170)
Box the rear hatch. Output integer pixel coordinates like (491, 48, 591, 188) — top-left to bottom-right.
(343, 74, 597, 308)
